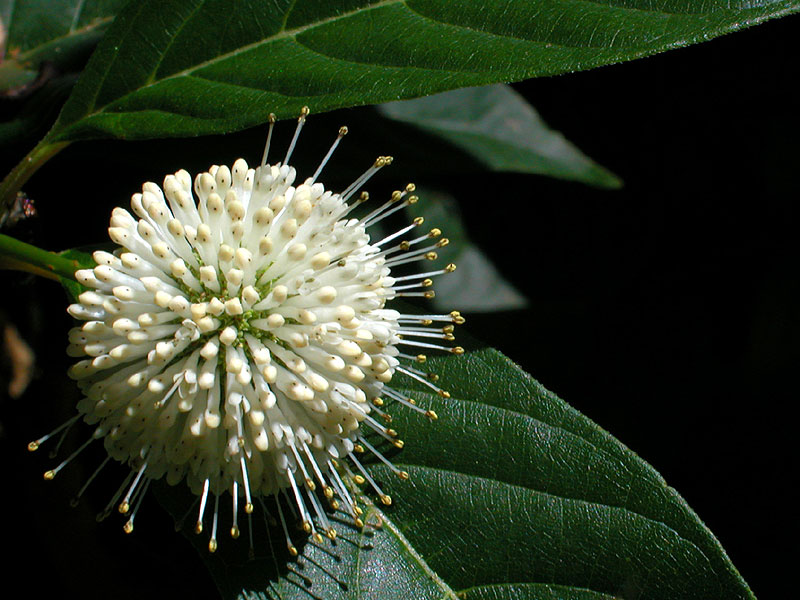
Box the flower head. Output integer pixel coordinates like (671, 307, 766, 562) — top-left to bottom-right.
(31, 110, 462, 553)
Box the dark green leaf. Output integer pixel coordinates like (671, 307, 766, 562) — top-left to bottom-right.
(163, 348, 753, 600)
(49, 0, 800, 142)
(0, 0, 126, 89)
(156, 481, 459, 600)
(379, 85, 622, 189)
(370, 348, 755, 599)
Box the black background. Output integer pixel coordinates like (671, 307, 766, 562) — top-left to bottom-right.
(2, 13, 797, 600)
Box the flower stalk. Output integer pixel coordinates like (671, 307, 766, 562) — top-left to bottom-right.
(0, 233, 81, 282)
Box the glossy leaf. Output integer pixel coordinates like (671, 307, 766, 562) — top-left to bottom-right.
(169, 348, 754, 599)
(0, 0, 126, 91)
(47, 0, 800, 142)
(379, 85, 621, 189)
(157, 485, 459, 600)
(373, 348, 755, 599)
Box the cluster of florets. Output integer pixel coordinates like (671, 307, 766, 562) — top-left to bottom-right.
(31, 111, 462, 553)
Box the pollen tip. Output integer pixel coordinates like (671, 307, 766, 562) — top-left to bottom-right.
(43, 470, 55, 480)
(195, 522, 203, 534)
(231, 526, 240, 539)
(399, 471, 410, 480)
(208, 539, 218, 553)
(327, 528, 337, 540)
(451, 346, 465, 355)
(118, 501, 130, 514)
(426, 410, 439, 420)
(380, 494, 392, 506)
(245, 502, 254, 514)
(27, 441, 39, 452)
(123, 521, 134, 534)
(289, 545, 299, 557)
(393, 439, 405, 449)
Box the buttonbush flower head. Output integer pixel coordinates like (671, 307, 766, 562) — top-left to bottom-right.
(30, 110, 463, 554)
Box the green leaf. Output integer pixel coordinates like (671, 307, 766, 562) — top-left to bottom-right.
(370, 348, 755, 599)
(157, 484, 459, 600)
(0, 0, 127, 90)
(379, 85, 621, 189)
(162, 348, 753, 599)
(48, 0, 800, 142)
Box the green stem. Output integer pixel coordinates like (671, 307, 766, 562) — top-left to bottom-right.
(0, 233, 80, 281)
(0, 139, 70, 215)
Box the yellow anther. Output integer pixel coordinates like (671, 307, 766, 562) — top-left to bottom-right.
(422, 278, 433, 287)
(424, 291, 435, 299)
(338, 126, 349, 137)
(289, 545, 298, 557)
(268, 113, 276, 124)
(313, 532, 324, 544)
(123, 521, 134, 534)
(386, 428, 398, 437)
(399, 241, 410, 251)
(380, 495, 392, 506)
(43, 470, 55, 480)
(429, 228, 441, 237)
(323, 485, 334, 499)
(27, 441, 39, 452)
(354, 475, 366, 485)
(398, 471, 410, 480)
(451, 346, 465, 355)
(195, 522, 203, 534)
(445, 263, 457, 272)
(353, 444, 365, 454)
(407, 195, 418, 204)
(245, 502, 254, 514)
(426, 410, 439, 420)
(393, 439, 405, 449)
(391, 190, 403, 201)
(416, 354, 427, 363)
(354, 517, 365, 529)
(302, 521, 312, 533)
(118, 501, 130, 514)
(413, 216, 424, 225)
(327, 528, 338, 540)
(436, 238, 449, 248)
(209, 539, 218, 553)
(372, 397, 384, 407)
(299, 106, 310, 119)
(231, 525, 240, 539)
(425, 251, 438, 260)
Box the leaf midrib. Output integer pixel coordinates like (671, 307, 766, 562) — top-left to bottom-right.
(67, 0, 776, 125)
(355, 506, 459, 600)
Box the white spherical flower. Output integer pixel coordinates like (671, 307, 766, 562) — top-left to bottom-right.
(31, 111, 463, 553)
